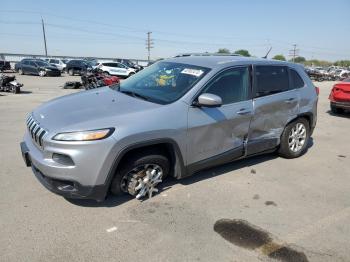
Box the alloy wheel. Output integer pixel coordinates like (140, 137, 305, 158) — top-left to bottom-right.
(288, 123, 307, 152)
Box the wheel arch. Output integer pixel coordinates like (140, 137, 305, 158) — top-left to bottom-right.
(103, 138, 186, 196)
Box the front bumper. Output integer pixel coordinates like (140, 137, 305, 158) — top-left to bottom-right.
(20, 131, 117, 201)
(331, 101, 350, 110)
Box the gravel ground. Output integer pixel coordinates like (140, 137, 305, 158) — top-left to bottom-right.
(0, 73, 349, 262)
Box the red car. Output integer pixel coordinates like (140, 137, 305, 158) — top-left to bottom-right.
(329, 78, 350, 114)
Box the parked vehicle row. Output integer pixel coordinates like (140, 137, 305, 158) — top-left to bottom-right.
(306, 66, 350, 82)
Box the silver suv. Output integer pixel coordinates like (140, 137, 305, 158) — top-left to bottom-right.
(20, 56, 318, 201)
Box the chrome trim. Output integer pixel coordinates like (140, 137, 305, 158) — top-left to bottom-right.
(26, 115, 47, 149)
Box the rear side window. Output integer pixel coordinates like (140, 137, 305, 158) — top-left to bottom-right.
(202, 67, 250, 105)
(290, 69, 305, 89)
(254, 66, 289, 98)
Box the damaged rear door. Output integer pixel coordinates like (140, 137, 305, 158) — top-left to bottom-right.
(187, 66, 253, 170)
(247, 65, 299, 155)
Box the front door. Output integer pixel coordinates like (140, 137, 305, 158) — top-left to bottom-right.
(187, 66, 253, 170)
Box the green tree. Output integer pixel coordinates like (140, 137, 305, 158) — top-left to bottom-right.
(234, 49, 251, 57)
(272, 54, 286, 61)
(217, 48, 230, 54)
(292, 56, 306, 63)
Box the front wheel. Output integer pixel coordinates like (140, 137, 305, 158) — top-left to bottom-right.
(110, 150, 169, 199)
(12, 85, 20, 94)
(278, 118, 310, 159)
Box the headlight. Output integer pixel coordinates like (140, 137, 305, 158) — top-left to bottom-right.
(52, 128, 114, 141)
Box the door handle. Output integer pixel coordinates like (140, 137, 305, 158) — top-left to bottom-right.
(285, 98, 296, 103)
(237, 108, 252, 115)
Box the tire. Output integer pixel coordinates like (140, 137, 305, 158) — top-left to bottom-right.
(12, 86, 20, 94)
(278, 118, 310, 159)
(18, 68, 24, 75)
(68, 69, 74, 76)
(331, 104, 343, 114)
(110, 149, 170, 197)
(39, 70, 46, 77)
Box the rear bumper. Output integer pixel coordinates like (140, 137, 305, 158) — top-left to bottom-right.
(331, 101, 350, 110)
(46, 71, 61, 76)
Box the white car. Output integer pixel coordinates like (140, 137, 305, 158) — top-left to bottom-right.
(97, 62, 136, 77)
(46, 58, 66, 72)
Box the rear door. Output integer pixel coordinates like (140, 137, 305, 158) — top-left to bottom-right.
(187, 66, 253, 169)
(247, 65, 299, 155)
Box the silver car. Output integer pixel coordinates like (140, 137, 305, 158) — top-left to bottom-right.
(20, 56, 318, 201)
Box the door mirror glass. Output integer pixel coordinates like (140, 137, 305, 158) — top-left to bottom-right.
(196, 93, 222, 107)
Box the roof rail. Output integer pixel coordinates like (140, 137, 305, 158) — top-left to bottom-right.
(174, 53, 241, 58)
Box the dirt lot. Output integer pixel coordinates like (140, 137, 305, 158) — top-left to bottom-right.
(0, 74, 349, 262)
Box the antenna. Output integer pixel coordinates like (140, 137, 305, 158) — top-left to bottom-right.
(262, 47, 272, 59)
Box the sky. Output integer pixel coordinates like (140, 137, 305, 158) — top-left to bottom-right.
(1, 0, 349, 61)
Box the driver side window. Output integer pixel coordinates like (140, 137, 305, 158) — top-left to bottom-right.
(202, 67, 250, 105)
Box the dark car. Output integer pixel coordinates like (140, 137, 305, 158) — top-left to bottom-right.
(0, 60, 11, 72)
(66, 60, 92, 76)
(15, 59, 61, 77)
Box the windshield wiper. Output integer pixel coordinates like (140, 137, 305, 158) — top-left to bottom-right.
(119, 90, 150, 101)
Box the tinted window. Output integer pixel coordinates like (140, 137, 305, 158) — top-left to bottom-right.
(203, 67, 250, 105)
(255, 66, 289, 97)
(290, 69, 305, 88)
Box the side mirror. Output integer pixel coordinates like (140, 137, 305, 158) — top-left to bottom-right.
(195, 93, 222, 108)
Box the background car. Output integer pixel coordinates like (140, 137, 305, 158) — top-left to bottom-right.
(15, 59, 61, 77)
(329, 78, 350, 114)
(0, 60, 11, 72)
(65, 60, 92, 76)
(45, 58, 66, 72)
(97, 62, 136, 78)
(115, 58, 143, 71)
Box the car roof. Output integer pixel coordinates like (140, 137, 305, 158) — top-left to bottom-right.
(166, 55, 295, 69)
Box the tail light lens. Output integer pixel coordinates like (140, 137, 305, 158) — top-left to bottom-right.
(315, 86, 320, 95)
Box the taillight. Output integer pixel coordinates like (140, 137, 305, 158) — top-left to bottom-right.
(315, 86, 320, 95)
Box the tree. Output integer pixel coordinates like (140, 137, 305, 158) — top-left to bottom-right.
(234, 49, 251, 57)
(292, 56, 306, 63)
(272, 54, 286, 61)
(217, 48, 230, 54)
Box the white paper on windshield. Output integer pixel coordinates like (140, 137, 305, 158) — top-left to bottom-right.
(181, 68, 204, 77)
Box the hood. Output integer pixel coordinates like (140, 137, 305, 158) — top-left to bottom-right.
(32, 87, 161, 133)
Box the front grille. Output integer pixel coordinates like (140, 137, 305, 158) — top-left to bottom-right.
(26, 115, 47, 149)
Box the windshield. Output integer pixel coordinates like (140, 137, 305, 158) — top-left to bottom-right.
(118, 62, 210, 104)
(34, 61, 50, 67)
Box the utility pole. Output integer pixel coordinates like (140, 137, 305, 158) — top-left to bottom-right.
(289, 44, 299, 63)
(41, 18, 48, 57)
(146, 32, 154, 62)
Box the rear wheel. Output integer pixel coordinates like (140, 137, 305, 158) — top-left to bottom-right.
(12, 86, 20, 94)
(18, 68, 24, 75)
(110, 150, 169, 199)
(68, 69, 74, 76)
(278, 118, 310, 159)
(39, 70, 46, 77)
